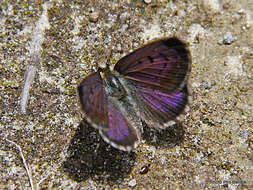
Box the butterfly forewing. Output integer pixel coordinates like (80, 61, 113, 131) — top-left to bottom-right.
(114, 38, 190, 93)
(78, 72, 108, 128)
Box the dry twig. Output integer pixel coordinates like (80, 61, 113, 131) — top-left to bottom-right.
(6, 139, 35, 190)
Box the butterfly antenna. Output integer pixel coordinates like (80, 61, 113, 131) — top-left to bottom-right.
(105, 42, 113, 69)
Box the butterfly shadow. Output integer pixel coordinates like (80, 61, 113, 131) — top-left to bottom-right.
(62, 119, 136, 183)
(142, 122, 185, 148)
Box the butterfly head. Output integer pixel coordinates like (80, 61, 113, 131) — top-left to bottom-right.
(100, 70, 127, 99)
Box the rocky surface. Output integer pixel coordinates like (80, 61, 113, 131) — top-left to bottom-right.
(0, 0, 252, 189)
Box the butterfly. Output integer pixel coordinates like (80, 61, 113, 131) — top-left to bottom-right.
(78, 37, 191, 151)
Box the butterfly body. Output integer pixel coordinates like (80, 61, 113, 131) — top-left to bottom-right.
(78, 38, 191, 151)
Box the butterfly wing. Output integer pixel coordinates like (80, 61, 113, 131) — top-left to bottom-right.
(99, 102, 140, 151)
(114, 38, 191, 93)
(78, 72, 108, 128)
(134, 84, 189, 128)
(114, 38, 191, 128)
(78, 72, 139, 151)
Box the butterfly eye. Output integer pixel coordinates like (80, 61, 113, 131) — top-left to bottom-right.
(111, 77, 121, 89)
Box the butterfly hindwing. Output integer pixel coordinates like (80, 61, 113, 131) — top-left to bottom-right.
(134, 84, 189, 128)
(99, 101, 140, 151)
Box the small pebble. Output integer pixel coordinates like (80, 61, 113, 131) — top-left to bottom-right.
(202, 81, 212, 89)
(89, 11, 99, 22)
(140, 164, 150, 174)
(128, 179, 136, 187)
(222, 35, 236, 45)
(144, 0, 152, 4)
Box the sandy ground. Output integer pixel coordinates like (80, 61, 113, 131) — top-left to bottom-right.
(0, 0, 252, 189)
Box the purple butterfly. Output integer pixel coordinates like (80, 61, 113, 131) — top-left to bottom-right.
(78, 38, 191, 151)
